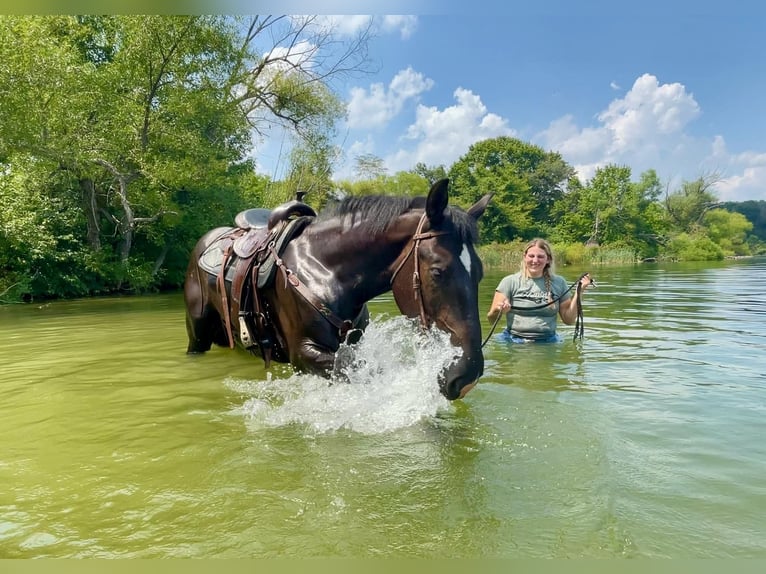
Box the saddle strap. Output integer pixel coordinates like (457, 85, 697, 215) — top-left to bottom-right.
(250, 263, 274, 369)
(216, 237, 238, 349)
(269, 244, 354, 340)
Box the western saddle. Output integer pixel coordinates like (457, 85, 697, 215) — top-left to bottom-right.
(204, 196, 317, 367)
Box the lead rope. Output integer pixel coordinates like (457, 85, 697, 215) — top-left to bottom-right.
(481, 272, 592, 348)
(573, 281, 585, 342)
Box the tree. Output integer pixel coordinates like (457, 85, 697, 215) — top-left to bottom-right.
(354, 153, 387, 180)
(721, 200, 766, 242)
(702, 209, 752, 256)
(0, 15, 374, 298)
(281, 132, 340, 209)
(410, 162, 447, 184)
(664, 173, 722, 232)
(448, 137, 575, 242)
(551, 166, 668, 258)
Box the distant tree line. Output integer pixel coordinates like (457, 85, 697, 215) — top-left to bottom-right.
(1, 16, 763, 303)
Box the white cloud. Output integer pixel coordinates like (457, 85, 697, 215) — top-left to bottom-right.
(598, 73, 700, 153)
(386, 87, 514, 171)
(311, 15, 417, 39)
(380, 15, 418, 39)
(535, 73, 766, 200)
(345, 67, 434, 129)
(265, 40, 316, 71)
(715, 141, 766, 201)
(311, 15, 373, 36)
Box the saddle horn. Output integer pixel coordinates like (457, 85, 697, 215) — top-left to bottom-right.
(267, 200, 317, 230)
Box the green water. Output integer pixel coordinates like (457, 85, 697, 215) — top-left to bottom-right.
(1, 259, 764, 557)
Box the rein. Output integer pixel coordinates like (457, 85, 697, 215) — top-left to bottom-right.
(269, 244, 358, 342)
(481, 272, 591, 348)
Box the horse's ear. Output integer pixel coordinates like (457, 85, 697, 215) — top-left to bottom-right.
(467, 193, 493, 220)
(426, 178, 449, 225)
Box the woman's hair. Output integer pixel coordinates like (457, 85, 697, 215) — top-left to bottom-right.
(520, 238, 554, 300)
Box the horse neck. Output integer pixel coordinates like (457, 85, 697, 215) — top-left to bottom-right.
(304, 214, 419, 306)
(335, 230, 410, 297)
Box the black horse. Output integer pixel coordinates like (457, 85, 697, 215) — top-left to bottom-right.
(184, 179, 492, 400)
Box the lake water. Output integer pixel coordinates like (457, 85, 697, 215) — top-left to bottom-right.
(1, 258, 764, 558)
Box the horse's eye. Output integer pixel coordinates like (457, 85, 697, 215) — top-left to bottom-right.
(430, 267, 443, 280)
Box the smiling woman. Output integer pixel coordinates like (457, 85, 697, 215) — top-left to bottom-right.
(487, 238, 593, 343)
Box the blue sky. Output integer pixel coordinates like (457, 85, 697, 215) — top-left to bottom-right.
(25, 1, 761, 201)
(248, 1, 766, 203)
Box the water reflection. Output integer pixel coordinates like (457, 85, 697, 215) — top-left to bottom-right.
(482, 337, 588, 393)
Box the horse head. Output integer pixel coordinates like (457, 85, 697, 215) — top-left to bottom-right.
(390, 179, 492, 400)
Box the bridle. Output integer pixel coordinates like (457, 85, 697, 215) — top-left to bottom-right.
(390, 212, 449, 329)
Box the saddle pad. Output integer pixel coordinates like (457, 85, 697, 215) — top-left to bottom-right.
(198, 235, 237, 282)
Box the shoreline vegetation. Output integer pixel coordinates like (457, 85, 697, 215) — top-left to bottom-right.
(1, 244, 761, 306)
(477, 241, 761, 271)
(479, 242, 653, 270)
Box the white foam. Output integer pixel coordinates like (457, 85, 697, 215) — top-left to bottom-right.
(225, 315, 460, 435)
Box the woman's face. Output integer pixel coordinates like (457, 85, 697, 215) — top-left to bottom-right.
(524, 245, 549, 277)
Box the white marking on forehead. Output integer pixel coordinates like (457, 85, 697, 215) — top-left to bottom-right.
(459, 244, 472, 276)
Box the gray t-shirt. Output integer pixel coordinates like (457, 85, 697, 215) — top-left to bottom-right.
(495, 272, 571, 339)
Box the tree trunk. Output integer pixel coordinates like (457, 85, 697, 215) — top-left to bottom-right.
(79, 177, 101, 251)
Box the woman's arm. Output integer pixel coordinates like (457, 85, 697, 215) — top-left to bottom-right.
(559, 274, 593, 325)
(487, 291, 511, 323)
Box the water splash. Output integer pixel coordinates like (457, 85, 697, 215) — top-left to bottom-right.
(225, 315, 459, 435)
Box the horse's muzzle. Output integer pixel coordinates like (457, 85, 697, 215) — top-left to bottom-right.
(440, 356, 484, 400)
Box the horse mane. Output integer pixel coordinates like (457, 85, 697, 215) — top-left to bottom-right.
(317, 194, 479, 244)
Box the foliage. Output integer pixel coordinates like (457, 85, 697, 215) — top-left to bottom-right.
(334, 172, 431, 199)
(663, 233, 724, 261)
(282, 132, 340, 209)
(721, 199, 766, 250)
(552, 165, 667, 258)
(448, 137, 574, 242)
(702, 209, 752, 256)
(410, 162, 448, 183)
(664, 175, 721, 232)
(477, 241, 639, 272)
(0, 15, 373, 302)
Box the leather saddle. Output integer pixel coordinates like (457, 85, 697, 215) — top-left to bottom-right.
(197, 199, 316, 365)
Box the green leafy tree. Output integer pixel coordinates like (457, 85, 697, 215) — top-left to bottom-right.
(410, 162, 447, 184)
(333, 171, 430, 199)
(702, 209, 752, 256)
(0, 15, 373, 299)
(448, 137, 575, 242)
(664, 174, 722, 232)
(721, 200, 766, 243)
(553, 166, 667, 258)
(281, 133, 340, 209)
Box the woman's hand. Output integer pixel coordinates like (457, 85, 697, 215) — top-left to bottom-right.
(488, 293, 511, 322)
